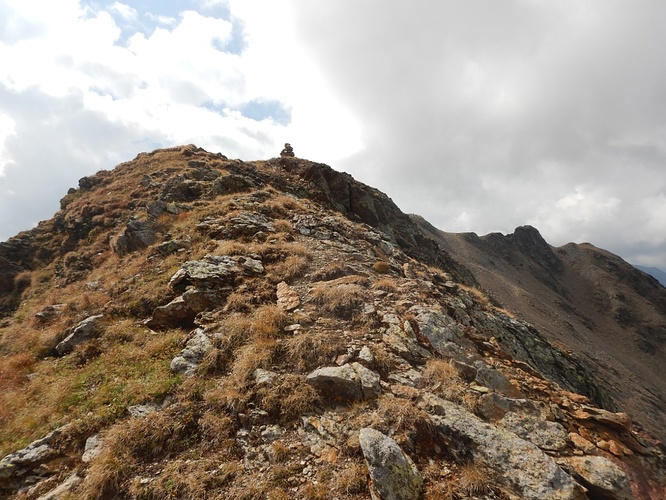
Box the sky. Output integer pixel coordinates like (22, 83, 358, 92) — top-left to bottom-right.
(1, 1, 665, 271)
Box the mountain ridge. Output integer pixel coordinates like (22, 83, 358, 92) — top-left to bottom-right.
(0, 145, 664, 499)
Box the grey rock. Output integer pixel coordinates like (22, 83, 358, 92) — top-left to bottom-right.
(306, 362, 381, 402)
(474, 360, 524, 398)
(411, 306, 473, 353)
(499, 412, 568, 451)
(81, 435, 103, 463)
(55, 314, 104, 356)
(0, 426, 68, 480)
(170, 328, 213, 375)
(423, 394, 584, 500)
(254, 368, 278, 386)
(111, 220, 157, 255)
(36, 472, 82, 500)
(358, 346, 374, 363)
(359, 427, 423, 500)
(241, 257, 264, 274)
(563, 456, 634, 500)
(170, 255, 240, 291)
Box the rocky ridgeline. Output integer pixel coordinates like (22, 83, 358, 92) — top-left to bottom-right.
(0, 145, 664, 499)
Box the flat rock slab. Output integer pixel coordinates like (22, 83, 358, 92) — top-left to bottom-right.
(422, 394, 585, 500)
(359, 427, 423, 500)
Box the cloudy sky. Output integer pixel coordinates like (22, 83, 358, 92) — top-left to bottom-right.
(1, 1, 665, 271)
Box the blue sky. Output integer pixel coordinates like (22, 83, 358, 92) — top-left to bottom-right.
(0, 0, 665, 272)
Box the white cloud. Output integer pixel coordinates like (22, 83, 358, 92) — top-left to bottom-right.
(0, 112, 15, 176)
(110, 1, 138, 20)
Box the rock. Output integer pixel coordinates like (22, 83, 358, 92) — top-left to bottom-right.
(0, 426, 68, 480)
(34, 304, 66, 322)
(55, 314, 104, 356)
(306, 362, 381, 402)
(382, 323, 430, 363)
(208, 174, 255, 196)
(254, 368, 278, 386)
(170, 328, 213, 375)
(499, 413, 568, 451)
(450, 359, 477, 382)
(568, 433, 597, 454)
(577, 406, 632, 432)
(145, 296, 196, 329)
(474, 360, 524, 398)
(241, 257, 264, 275)
(411, 306, 473, 354)
(358, 346, 374, 363)
(36, 472, 82, 500)
(155, 236, 191, 256)
(276, 281, 300, 311)
(563, 456, 634, 500)
(128, 403, 160, 418)
(359, 427, 423, 500)
(169, 255, 240, 291)
(423, 394, 583, 500)
(81, 435, 103, 463)
(111, 220, 157, 255)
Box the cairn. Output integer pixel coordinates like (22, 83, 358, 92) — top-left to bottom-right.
(280, 143, 295, 157)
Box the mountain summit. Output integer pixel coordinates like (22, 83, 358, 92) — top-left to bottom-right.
(0, 146, 664, 499)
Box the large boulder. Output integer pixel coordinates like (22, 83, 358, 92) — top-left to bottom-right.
(359, 427, 423, 500)
(563, 456, 634, 500)
(306, 363, 381, 402)
(111, 220, 157, 255)
(422, 394, 585, 500)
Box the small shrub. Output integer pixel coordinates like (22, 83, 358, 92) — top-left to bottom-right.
(257, 374, 321, 423)
(311, 282, 365, 319)
(373, 278, 398, 292)
(372, 261, 390, 274)
(421, 358, 466, 402)
(333, 462, 368, 495)
(283, 331, 346, 372)
(454, 462, 493, 497)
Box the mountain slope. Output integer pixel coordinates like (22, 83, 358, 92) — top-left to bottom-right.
(634, 265, 666, 286)
(0, 146, 664, 499)
(414, 219, 666, 444)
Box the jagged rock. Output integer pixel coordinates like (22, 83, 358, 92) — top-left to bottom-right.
(450, 359, 477, 382)
(422, 394, 584, 500)
(55, 314, 104, 356)
(573, 406, 632, 432)
(34, 304, 66, 322)
(276, 281, 300, 310)
(0, 426, 68, 481)
(155, 236, 191, 256)
(306, 362, 381, 402)
(568, 433, 597, 454)
(197, 212, 275, 240)
(111, 220, 157, 255)
(474, 360, 524, 398)
(411, 306, 473, 352)
(170, 328, 212, 375)
(145, 296, 196, 329)
(382, 322, 430, 362)
(169, 255, 240, 291)
(499, 412, 568, 451)
(563, 456, 634, 500)
(208, 174, 255, 196)
(358, 346, 374, 363)
(240, 257, 264, 275)
(359, 427, 423, 500)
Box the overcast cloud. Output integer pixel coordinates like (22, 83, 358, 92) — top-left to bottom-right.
(1, 0, 665, 271)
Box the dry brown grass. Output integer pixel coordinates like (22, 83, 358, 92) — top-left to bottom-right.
(267, 254, 310, 282)
(372, 261, 391, 274)
(282, 331, 346, 372)
(311, 281, 366, 319)
(453, 462, 494, 498)
(373, 277, 398, 292)
(421, 358, 467, 402)
(229, 339, 277, 385)
(332, 462, 369, 496)
(257, 374, 321, 423)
